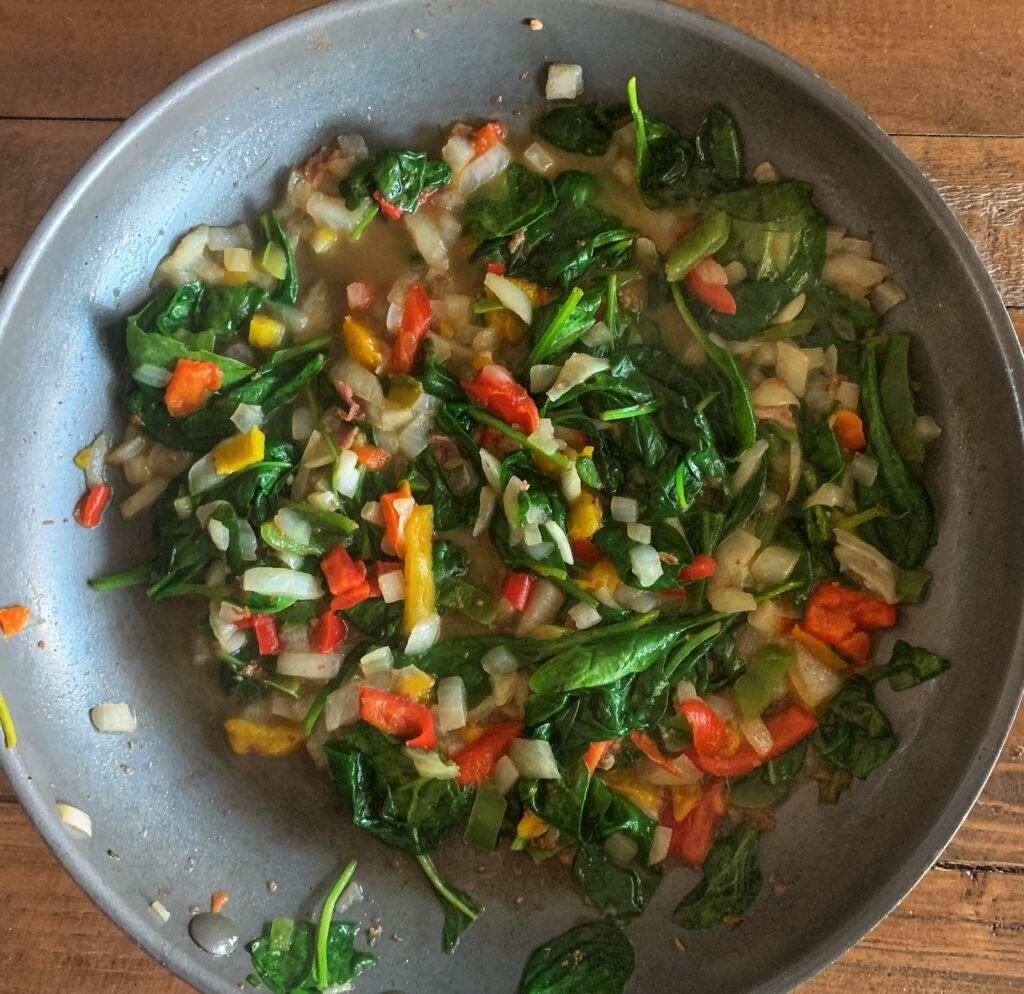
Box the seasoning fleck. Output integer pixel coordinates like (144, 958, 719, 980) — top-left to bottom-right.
(367, 917, 383, 944)
(211, 890, 231, 914)
(674, 937, 686, 952)
(525, 17, 543, 30)
(266, 879, 278, 893)
(391, 932, 403, 942)
(189, 904, 201, 915)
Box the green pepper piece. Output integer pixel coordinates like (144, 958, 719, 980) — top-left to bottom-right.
(733, 643, 796, 718)
(664, 210, 731, 282)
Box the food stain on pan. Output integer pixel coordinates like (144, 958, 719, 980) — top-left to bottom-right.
(188, 911, 239, 957)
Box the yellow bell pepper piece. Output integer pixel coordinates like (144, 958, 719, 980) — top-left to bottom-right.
(388, 374, 423, 409)
(248, 314, 286, 350)
(600, 769, 664, 819)
(790, 623, 847, 672)
(310, 226, 337, 254)
(485, 308, 528, 345)
(222, 247, 252, 273)
(577, 559, 620, 594)
(517, 810, 549, 840)
(73, 445, 92, 470)
(392, 664, 436, 702)
(402, 504, 436, 636)
(342, 315, 385, 371)
(580, 445, 595, 457)
(224, 718, 306, 756)
(671, 782, 703, 822)
(212, 426, 266, 475)
(507, 278, 545, 306)
(458, 722, 485, 744)
(438, 319, 456, 340)
(222, 268, 252, 286)
(567, 491, 603, 539)
(472, 351, 493, 370)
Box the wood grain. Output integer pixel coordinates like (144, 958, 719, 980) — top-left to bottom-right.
(1, 0, 1024, 137)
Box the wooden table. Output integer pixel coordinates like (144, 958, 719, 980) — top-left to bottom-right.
(2, 1, 1023, 990)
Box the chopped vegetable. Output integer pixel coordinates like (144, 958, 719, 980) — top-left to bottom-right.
(164, 358, 223, 417)
(358, 685, 436, 749)
(74, 483, 112, 528)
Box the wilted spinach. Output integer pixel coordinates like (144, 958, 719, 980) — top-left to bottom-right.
(340, 148, 451, 213)
(536, 102, 630, 156)
(871, 640, 951, 692)
(248, 920, 376, 994)
(811, 675, 898, 779)
(517, 920, 635, 994)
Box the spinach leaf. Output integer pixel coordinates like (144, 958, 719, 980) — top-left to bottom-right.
(802, 418, 846, 486)
(517, 920, 635, 994)
(198, 282, 268, 334)
(673, 820, 762, 929)
(801, 286, 876, 375)
(520, 756, 592, 840)
(464, 162, 557, 238)
(341, 149, 451, 213)
(878, 333, 925, 475)
(856, 341, 936, 567)
(875, 639, 951, 691)
(695, 105, 744, 183)
(415, 854, 483, 953)
(247, 921, 375, 994)
(688, 279, 793, 342)
(811, 675, 898, 779)
(536, 102, 630, 156)
(340, 598, 403, 640)
(527, 286, 603, 366)
(325, 723, 473, 853)
(593, 520, 691, 591)
(627, 77, 696, 208)
(419, 345, 466, 401)
(260, 210, 298, 305)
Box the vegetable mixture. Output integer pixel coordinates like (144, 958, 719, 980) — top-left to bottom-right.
(89, 68, 949, 992)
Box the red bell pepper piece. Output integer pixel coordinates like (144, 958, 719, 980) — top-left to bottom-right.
(164, 358, 223, 417)
(0, 605, 31, 639)
(314, 611, 347, 654)
(486, 261, 505, 276)
(629, 730, 688, 779)
(500, 572, 535, 612)
(583, 739, 616, 775)
(461, 364, 541, 434)
(351, 444, 390, 470)
(387, 282, 433, 373)
(678, 553, 717, 581)
(234, 613, 281, 656)
(830, 409, 867, 452)
(803, 581, 896, 665)
(359, 686, 436, 749)
(571, 537, 603, 566)
(452, 720, 523, 785)
(380, 481, 414, 558)
(684, 705, 819, 778)
(685, 264, 737, 315)
(74, 483, 112, 528)
(321, 545, 374, 611)
(678, 699, 733, 758)
(373, 190, 404, 220)
(662, 778, 727, 866)
(472, 121, 508, 158)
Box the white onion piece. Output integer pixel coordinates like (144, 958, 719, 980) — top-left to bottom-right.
(610, 496, 638, 523)
(629, 544, 663, 587)
(546, 62, 584, 99)
(851, 452, 879, 487)
(123, 453, 151, 486)
(516, 579, 564, 635)
(558, 466, 582, 506)
(90, 702, 137, 734)
(731, 439, 769, 491)
(83, 432, 110, 488)
(604, 833, 639, 865)
(484, 272, 533, 325)
(108, 432, 146, 466)
(529, 364, 561, 393)
(132, 362, 174, 388)
(626, 521, 652, 545)
(188, 452, 227, 494)
(648, 825, 673, 866)
(407, 748, 458, 777)
(568, 603, 602, 630)
(242, 567, 323, 600)
(581, 321, 612, 348)
(870, 279, 908, 316)
(472, 486, 497, 538)
(305, 191, 364, 233)
(771, 293, 807, 326)
(404, 212, 448, 271)
(834, 529, 898, 603)
(914, 415, 942, 443)
(57, 802, 93, 839)
(751, 378, 799, 408)
(275, 507, 313, 547)
(230, 403, 263, 433)
(823, 252, 890, 299)
(492, 755, 520, 795)
(527, 426, 561, 457)
(331, 358, 384, 410)
(379, 570, 406, 603)
(325, 679, 363, 731)
(675, 680, 699, 704)
(457, 143, 511, 196)
(150, 900, 171, 923)
(613, 585, 659, 613)
(437, 676, 467, 732)
(523, 141, 556, 174)
(775, 341, 810, 397)
(547, 353, 610, 403)
(479, 448, 503, 492)
(120, 478, 169, 519)
(207, 518, 230, 551)
(154, 225, 210, 287)
(309, 490, 340, 512)
(334, 449, 361, 497)
(405, 613, 441, 655)
(712, 528, 762, 587)
(277, 652, 342, 680)
(749, 545, 800, 588)
(525, 540, 554, 561)
(707, 587, 758, 613)
(740, 716, 774, 757)
(545, 520, 574, 564)
(786, 438, 803, 502)
(360, 646, 395, 676)
(789, 643, 843, 707)
(835, 380, 860, 412)
(510, 738, 560, 779)
(804, 483, 848, 510)
(637, 753, 703, 786)
(442, 134, 474, 173)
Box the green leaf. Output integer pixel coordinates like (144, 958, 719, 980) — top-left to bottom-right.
(536, 102, 630, 156)
(878, 639, 951, 691)
(811, 675, 898, 779)
(517, 920, 635, 994)
(415, 854, 483, 953)
(464, 162, 557, 238)
(878, 332, 926, 474)
(341, 149, 452, 214)
(260, 210, 298, 304)
(673, 820, 762, 929)
(247, 921, 375, 994)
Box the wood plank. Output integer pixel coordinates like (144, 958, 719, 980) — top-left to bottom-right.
(1, 799, 1023, 994)
(3, 122, 1024, 315)
(0, 0, 1023, 138)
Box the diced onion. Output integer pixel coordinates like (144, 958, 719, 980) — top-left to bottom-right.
(835, 380, 860, 412)
(275, 507, 313, 547)
(613, 585, 659, 613)
(442, 134, 475, 173)
(824, 252, 890, 299)
(626, 522, 652, 545)
(291, 406, 315, 443)
(481, 647, 518, 679)
(492, 755, 520, 795)
(775, 341, 810, 397)
(530, 364, 561, 393)
(379, 570, 406, 603)
(437, 676, 467, 732)
(740, 716, 774, 757)
(610, 496, 638, 523)
(277, 652, 342, 680)
(106, 433, 146, 466)
(771, 293, 806, 326)
(325, 679, 363, 731)
(510, 738, 560, 780)
(207, 518, 230, 551)
(749, 545, 800, 588)
(559, 465, 582, 505)
(545, 520, 574, 564)
(547, 353, 610, 403)
(753, 161, 780, 184)
(458, 143, 511, 196)
(751, 378, 799, 408)
(208, 224, 253, 250)
(188, 452, 226, 494)
(406, 748, 459, 778)
(851, 453, 879, 487)
(523, 141, 556, 174)
(230, 403, 263, 433)
(120, 478, 169, 519)
(604, 833, 639, 865)
(83, 432, 110, 488)
(150, 900, 171, 923)
(334, 449, 361, 497)
(516, 579, 564, 636)
(484, 272, 533, 325)
(580, 321, 612, 348)
(629, 544, 663, 587)
(712, 528, 762, 587)
(89, 702, 136, 734)
(242, 567, 323, 600)
(305, 191, 365, 233)
(914, 415, 942, 443)
(405, 213, 448, 271)
(568, 603, 602, 630)
(675, 680, 699, 704)
(789, 643, 843, 707)
(546, 63, 584, 100)
(804, 483, 848, 510)
(869, 279, 907, 316)
(834, 529, 898, 603)
(57, 802, 93, 838)
(731, 439, 769, 492)
(708, 587, 758, 612)
(638, 753, 703, 786)
(724, 260, 748, 285)
(405, 613, 441, 655)
(331, 358, 384, 412)
(648, 825, 672, 866)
